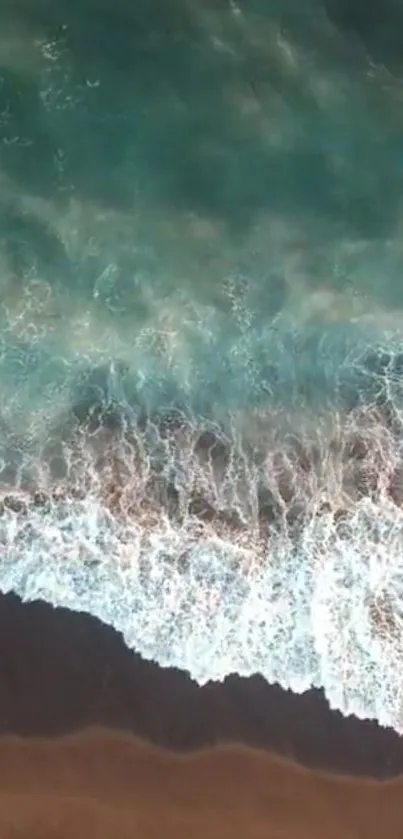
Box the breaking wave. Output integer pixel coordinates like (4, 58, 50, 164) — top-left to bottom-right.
(2, 319, 403, 733)
(4, 0, 403, 760)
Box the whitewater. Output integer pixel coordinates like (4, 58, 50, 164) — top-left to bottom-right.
(1, 313, 403, 734)
(3, 0, 403, 740)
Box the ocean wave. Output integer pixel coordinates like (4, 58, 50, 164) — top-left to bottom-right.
(0, 353, 403, 733)
(3, 0, 403, 746)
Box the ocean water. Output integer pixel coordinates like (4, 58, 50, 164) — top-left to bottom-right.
(2, 0, 403, 731)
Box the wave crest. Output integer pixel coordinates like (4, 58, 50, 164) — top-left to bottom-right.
(0, 399, 403, 732)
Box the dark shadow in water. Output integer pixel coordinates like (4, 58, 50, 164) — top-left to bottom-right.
(0, 67, 59, 196)
(325, 0, 403, 73)
(70, 361, 132, 431)
(0, 204, 71, 283)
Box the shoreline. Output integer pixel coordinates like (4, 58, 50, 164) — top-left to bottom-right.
(0, 590, 402, 779)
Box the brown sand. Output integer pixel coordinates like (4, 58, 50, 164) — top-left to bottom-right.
(0, 592, 403, 837)
(0, 729, 402, 839)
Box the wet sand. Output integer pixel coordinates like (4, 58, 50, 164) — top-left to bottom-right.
(0, 591, 402, 777)
(0, 728, 401, 839)
(0, 592, 402, 837)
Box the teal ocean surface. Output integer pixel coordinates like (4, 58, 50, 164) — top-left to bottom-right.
(2, 0, 403, 732)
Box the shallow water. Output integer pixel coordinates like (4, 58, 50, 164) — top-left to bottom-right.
(2, 0, 403, 732)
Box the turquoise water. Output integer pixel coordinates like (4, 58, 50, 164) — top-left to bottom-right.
(2, 0, 403, 731)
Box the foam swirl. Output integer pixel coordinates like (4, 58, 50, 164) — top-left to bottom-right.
(0, 380, 403, 732)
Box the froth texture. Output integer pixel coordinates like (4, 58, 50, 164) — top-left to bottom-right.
(0, 348, 403, 732)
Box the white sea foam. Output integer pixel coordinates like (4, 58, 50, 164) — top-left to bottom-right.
(0, 477, 403, 733)
(0, 308, 403, 733)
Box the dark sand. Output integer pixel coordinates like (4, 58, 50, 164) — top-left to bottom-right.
(0, 592, 402, 837)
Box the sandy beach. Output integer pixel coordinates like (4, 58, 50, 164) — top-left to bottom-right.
(0, 592, 401, 837)
(0, 728, 401, 839)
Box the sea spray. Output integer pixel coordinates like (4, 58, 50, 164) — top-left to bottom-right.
(0, 321, 403, 731)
